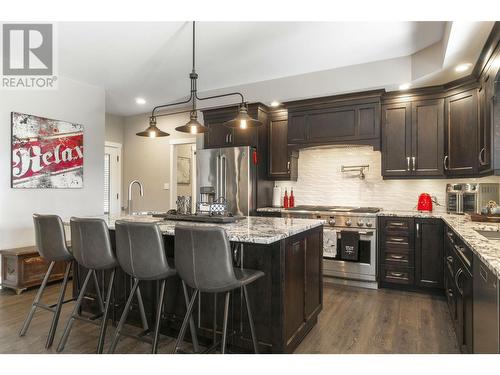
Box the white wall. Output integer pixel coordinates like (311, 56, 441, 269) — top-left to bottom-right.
(122, 112, 203, 212)
(0, 77, 105, 249)
(275, 146, 500, 212)
(105, 113, 125, 144)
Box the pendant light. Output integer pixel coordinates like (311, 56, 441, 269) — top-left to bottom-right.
(224, 103, 262, 129)
(136, 116, 170, 137)
(139, 21, 261, 137)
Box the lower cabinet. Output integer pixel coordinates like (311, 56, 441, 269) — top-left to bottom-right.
(378, 216, 443, 291)
(444, 226, 474, 353)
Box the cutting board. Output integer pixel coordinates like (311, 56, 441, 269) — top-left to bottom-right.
(470, 213, 500, 223)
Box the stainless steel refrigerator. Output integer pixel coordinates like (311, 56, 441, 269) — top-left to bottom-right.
(196, 146, 257, 216)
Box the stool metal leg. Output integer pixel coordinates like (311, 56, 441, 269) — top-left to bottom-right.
(96, 268, 116, 354)
(174, 288, 199, 353)
(19, 261, 55, 337)
(221, 291, 230, 354)
(108, 278, 140, 354)
(135, 284, 149, 331)
(45, 261, 72, 348)
(181, 281, 200, 353)
(56, 269, 93, 352)
(243, 285, 259, 354)
(212, 293, 217, 346)
(92, 270, 105, 314)
(152, 279, 166, 354)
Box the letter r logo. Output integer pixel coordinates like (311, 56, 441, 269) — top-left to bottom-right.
(2, 24, 53, 75)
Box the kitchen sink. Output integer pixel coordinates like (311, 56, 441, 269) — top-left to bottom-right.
(475, 230, 500, 241)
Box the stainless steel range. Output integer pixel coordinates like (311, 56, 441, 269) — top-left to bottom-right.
(282, 205, 379, 289)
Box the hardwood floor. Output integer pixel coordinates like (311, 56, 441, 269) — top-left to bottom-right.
(0, 281, 459, 354)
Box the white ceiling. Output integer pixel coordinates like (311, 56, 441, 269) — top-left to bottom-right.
(57, 21, 493, 116)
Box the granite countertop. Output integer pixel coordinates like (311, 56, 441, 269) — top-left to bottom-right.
(258, 206, 500, 276)
(63, 215, 324, 245)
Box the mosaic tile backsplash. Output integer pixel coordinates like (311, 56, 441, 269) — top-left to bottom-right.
(274, 146, 500, 213)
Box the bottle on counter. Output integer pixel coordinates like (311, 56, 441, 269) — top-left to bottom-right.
(290, 188, 295, 208)
(283, 189, 289, 208)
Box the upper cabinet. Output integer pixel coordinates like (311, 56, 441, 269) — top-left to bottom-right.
(382, 97, 444, 178)
(444, 88, 479, 177)
(268, 109, 298, 181)
(286, 92, 382, 150)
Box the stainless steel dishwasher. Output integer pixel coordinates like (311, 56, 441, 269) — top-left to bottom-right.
(473, 255, 500, 353)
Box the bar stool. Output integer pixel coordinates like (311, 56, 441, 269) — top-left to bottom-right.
(19, 214, 74, 349)
(56, 217, 130, 353)
(174, 224, 264, 354)
(109, 220, 199, 354)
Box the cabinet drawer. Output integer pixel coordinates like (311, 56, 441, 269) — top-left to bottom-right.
(382, 218, 412, 233)
(383, 234, 412, 250)
(380, 265, 415, 286)
(382, 249, 413, 267)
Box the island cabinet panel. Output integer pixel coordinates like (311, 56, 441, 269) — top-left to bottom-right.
(444, 89, 479, 176)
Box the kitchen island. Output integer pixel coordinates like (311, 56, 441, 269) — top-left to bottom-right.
(65, 215, 324, 354)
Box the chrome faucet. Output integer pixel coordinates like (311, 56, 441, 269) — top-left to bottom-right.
(127, 180, 144, 215)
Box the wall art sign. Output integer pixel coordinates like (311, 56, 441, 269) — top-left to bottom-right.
(11, 112, 83, 188)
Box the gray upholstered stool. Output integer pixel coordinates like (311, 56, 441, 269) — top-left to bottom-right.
(174, 224, 264, 354)
(19, 214, 74, 349)
(56, 217, 134, 353)
(109, 220, 199, 354)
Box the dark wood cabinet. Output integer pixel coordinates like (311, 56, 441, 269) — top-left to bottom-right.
(444, 226, 474, 354)
(284, 229, 323, 349)
(415, 218, 444, 289)
(478, 69, 494, 174)
(382, 98, 444, 178)
(286, 92, 382, 149)
(381, 102, 412, 177)
(444, 89, 479, 176)
(378, 216, 444, 292)
(268, 110, 298, 180)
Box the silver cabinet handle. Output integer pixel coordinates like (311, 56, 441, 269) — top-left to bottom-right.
(479, 147, 486, 165)
(225, 134, 229, 143)
(416, 222, 420, 237)
(287, 161, 291, 172)
(443, 155, 449, 171)
(406, 156, 410, 171)
(412, 156, 416, 171)
(455, 268, 464, 295)
(388, 237, 405, 242)
(388, 254, 405, 260)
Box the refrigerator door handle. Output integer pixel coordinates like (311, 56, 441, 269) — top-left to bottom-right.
(220, 154, 227, 200)
(216, 154, 220, 199)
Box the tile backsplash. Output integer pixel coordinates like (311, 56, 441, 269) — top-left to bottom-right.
(274, 146, 500, 212)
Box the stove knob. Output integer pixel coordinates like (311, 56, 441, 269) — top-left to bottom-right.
(357, 220, 364, 227)
(345, 219, 352, 226)
(365, 222, 373, 228)
(328, 218, 336, 225)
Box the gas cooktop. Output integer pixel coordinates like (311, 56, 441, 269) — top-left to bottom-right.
(285, 205, 380, 214)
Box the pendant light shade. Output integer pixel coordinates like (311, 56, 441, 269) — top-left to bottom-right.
(136, 116, 170, 138)
(175, 111, 209, 134)
(224, 104, 262, 129)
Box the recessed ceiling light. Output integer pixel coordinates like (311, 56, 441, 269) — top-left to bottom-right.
(455, 63, 472, 73)
(270, 101, 280, 107)
(399, 83, 411, 91)
(135, 97, 146, 105)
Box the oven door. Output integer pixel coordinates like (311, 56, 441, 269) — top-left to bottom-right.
(462, 192, 477, 214)
(447, 192, 463, 214)
(323, 228, 376, 282)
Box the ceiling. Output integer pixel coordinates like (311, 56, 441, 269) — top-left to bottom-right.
(57, 21, 494, 116)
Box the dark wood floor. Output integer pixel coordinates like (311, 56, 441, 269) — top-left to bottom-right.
(0, 281, 459, 354)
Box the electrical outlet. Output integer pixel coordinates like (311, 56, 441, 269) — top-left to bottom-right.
(163, 183, 170, 190)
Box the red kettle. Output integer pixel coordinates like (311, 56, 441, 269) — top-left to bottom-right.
(417, 193, 433, 212)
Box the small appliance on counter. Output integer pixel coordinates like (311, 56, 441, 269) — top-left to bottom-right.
(417, 193, 433, 212)
(446, 183, 500, 214)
